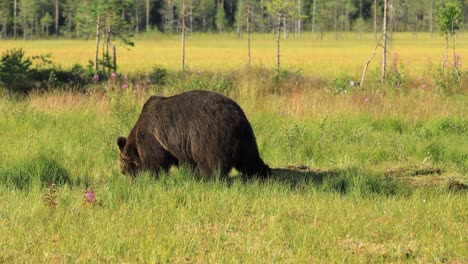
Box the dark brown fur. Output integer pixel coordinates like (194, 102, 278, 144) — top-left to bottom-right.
(117, 90, 270, 178)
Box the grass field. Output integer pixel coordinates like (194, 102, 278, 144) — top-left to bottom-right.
(1, 32, 468, 79)
(0, 33, 467, 262)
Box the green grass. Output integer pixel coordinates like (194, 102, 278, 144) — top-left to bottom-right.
(1, 175, 465, 262)
(0, 33, 467, 261)
(0, 85, 466, 261)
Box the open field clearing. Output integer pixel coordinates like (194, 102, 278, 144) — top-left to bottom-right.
(1, 32, 468, 79)
(0, 30, 467, 262)
(1, 0, 467, 260)
(0, 83, 466, 261)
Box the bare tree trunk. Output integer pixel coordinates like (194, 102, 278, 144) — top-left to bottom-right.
(113, 45, 117, 72)
(202, 13, 205, 32)
(22, 11, 26, 40)
(452, 33, 457, 70)
(167, 0, 173, 33)
(260, 0, 264, 31)
(1, 1, 6, 38)
(14, 0, 17, 39)
(247, 4, 251, 67)
(311, 0, 316, 33)
(146, 0, 150, 30)
(106, 27, 111, 73)
(189, 3, 193, 33)
(237, 8, 241, 39)
(442, 33, 448, 73)
(55, 0, 59, 37)
(135, 0, 139, 33)
(67, 10, 72, 38)
(181, 0, 186, 71)
(283, 17, 287, 39)
(334, 2, 338, 40)
(94, 15, 100, 71)
(276, 16, 281, 71)
(1, 21, 5, 39)
(296, 0, 301, 38)
(359, 0, 363, 18)
(360, 34, 384, 88)
(373, 0, 377, 40)
(451, 30, 461, 85)
(76, 20, 80, 39)
(429, 0, 433, 35)
(102, 29, 106, 74)
(381, 0, 388, 82)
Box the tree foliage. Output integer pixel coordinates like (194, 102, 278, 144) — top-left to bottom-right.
(0, 48, 32, 92)
(436, 0, 463, 36)
(0, 0, 466, 37)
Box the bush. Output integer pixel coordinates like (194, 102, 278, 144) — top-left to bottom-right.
(0, 48, 32, 93)
(0, 49, 93, 94)
(148, 66, 168, 86)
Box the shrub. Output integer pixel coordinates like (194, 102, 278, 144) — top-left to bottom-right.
(0, 49, 92, 94)
(0, 48, 32, 93)
(148, 66, 168, 86)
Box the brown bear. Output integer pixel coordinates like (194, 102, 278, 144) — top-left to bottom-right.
(117, 90, 270, 178)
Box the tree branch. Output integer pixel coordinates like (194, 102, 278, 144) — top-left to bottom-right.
(359, 33, 384, 89)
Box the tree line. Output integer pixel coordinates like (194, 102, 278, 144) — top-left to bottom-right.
(0, 0, 467, 40)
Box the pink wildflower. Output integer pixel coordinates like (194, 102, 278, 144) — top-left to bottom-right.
(121, 83, 128, 89)
(85, 190, 96, 203)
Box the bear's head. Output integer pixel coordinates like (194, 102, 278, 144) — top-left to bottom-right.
(117, 136, 141, 176)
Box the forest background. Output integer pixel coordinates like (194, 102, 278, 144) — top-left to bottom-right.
(1, 0, 468, 40)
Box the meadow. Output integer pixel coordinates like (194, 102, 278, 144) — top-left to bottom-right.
(1, 32, 468, 78)
(0, 33, 467, 262)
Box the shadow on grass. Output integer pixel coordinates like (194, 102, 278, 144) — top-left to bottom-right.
(0, 155, 72, 190)
(253, 165, 413, 196)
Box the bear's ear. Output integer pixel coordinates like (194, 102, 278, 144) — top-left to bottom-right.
(117, 136, 127, 151)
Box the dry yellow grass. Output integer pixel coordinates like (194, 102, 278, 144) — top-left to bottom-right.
(1, 32, 467, 79)
(28, 90, 109, 113)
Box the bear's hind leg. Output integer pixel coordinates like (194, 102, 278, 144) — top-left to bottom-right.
(196, 160, 231, 179)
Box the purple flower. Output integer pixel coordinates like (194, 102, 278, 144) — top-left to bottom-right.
(111, 73, 117, 79)
(85, 190, 96, 203)
(92, 74, 99, 82)
(364, 97, 370, 103)
(121, 83, 128, 89)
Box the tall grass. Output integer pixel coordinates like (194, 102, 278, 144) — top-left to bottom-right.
(0, 83, 466, 261)
(0, 33, 467, 261)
